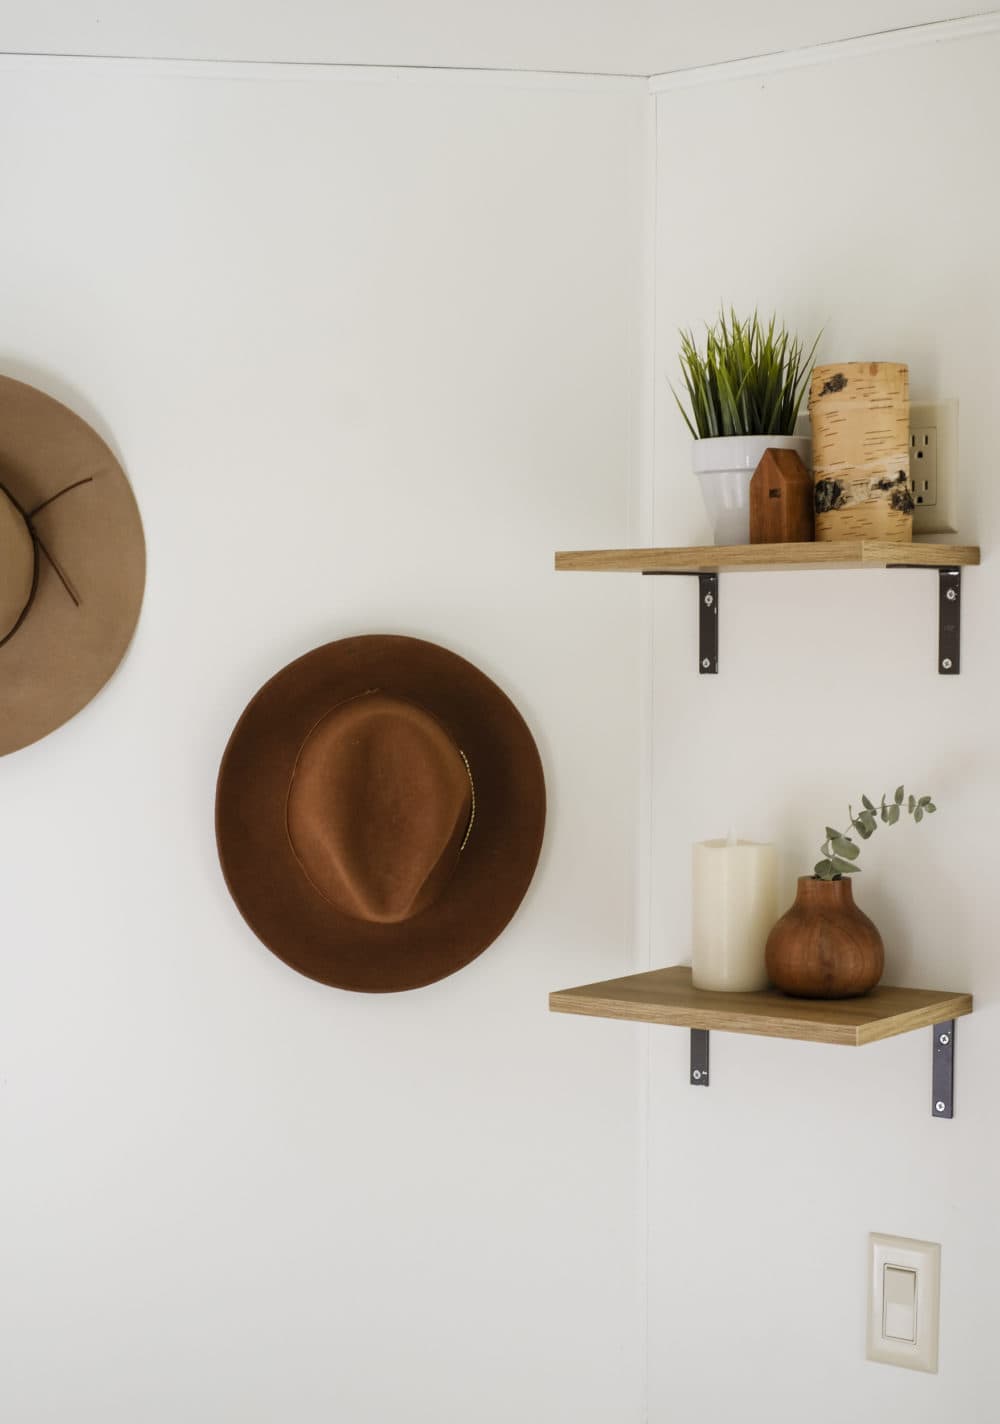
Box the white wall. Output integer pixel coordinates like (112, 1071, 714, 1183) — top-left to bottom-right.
(647, 26, 999, 1420)
(0, 0, 992, 76)
(0, 0, 648, 73)
(641, 1, 998, 75)
(0, 57, 648, 1423)
(4, 18, 995, 1424)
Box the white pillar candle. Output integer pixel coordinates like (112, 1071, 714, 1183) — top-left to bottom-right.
(692, 838, 778, 992)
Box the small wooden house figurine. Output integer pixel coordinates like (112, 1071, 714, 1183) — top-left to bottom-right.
(749, 448, 814, 544)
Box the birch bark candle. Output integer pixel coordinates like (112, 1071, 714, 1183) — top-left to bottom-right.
(692, 838, 778, 992)
(809, 362, 912, 541)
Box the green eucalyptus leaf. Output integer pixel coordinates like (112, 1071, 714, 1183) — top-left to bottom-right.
(831, 857, 860, 875)
(908, 795, 916, 813)
(914, 807, 924, 822)
(926, 803, 937, 813)
(862, 795, 874, 811)
(833, 838, 860, 860)
(814, 859, 838, 880)
(888, 804, 900, 825)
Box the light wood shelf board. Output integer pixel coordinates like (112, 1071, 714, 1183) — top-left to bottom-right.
(549, 965, 972, 1047)
(554, 541, 981, 575)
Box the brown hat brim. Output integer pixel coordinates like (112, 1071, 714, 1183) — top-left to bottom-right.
(0, 376, 145, 755)
(215, 636, 546, 992)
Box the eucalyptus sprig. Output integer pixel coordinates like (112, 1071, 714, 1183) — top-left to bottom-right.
(673, 308, 820, 440)
(815, 786, 937, 881)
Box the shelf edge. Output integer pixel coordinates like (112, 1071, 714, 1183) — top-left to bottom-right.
(549, 988, 973, 1048)
(854, 992, 973, 1044)
(549, 991, 863, 1045)
(554, 542, 981, 574)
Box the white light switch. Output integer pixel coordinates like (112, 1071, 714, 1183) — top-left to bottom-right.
(867, 1234, 940, 1373)
(883, 1266, 917, 1342)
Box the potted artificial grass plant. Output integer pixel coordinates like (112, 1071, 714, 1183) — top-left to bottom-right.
(674, 310, 819, 544)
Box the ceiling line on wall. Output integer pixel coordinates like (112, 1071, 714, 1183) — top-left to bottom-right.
(649, 10, 1000, 92)
(0, 46, 645, 85)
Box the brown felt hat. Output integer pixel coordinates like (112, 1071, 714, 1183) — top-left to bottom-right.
(0, 375, 145, 755)
(215, 635, 546, 992)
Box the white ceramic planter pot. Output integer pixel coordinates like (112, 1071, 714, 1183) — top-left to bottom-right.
(692, 434, 812, 545)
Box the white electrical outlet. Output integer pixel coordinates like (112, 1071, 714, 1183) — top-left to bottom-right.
(910, 426, 937, 507)
(910, 400, 958, 535)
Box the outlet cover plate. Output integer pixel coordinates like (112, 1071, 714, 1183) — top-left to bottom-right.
(911, 400, 958, 535)
(867, 1233, 940, 1373)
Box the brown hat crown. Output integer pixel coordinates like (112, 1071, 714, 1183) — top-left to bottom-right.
(216, 634, 545, 993)
(285, 691, 474, 925)
(0, 486, 36, 645)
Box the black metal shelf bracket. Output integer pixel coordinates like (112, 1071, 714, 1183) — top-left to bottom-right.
(643, 570, 719, 674)
(646, 562, 968, 676)
(889, 564, 963, 673)
(938, 568, 961, 675)
(932, 1020, 956, 1119)
(690, 1029, 710, 1086)
(698, 574, 719, 674)
(687, 1022, 956, 1116)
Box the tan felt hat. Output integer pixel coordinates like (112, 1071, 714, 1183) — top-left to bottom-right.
(215, 635, 546, 993)
(0, 376, 145, 755)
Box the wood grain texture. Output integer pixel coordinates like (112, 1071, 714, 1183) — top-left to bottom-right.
(810, 362, 912, 542)
(749, 449, 814, 544)
(765, 876, 884, 999)
(554, 542, 980, 574)
(549, 965, 972, 1046)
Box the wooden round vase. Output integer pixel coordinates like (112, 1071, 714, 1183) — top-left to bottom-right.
(765, 876, 884, 999)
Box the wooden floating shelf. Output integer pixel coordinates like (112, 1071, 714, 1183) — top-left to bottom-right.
(551, 967, 973, 1116)
(554, 541, 980, 674)
(549, 965, 972, 1047)
(554, 541, 980, 575)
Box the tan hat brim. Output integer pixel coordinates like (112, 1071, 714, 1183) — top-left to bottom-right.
(215, 635, 546, 993)
(0, 376, 145, 755)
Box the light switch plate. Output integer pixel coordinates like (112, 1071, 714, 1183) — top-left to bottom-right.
(867, 1233, 940, 1373)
